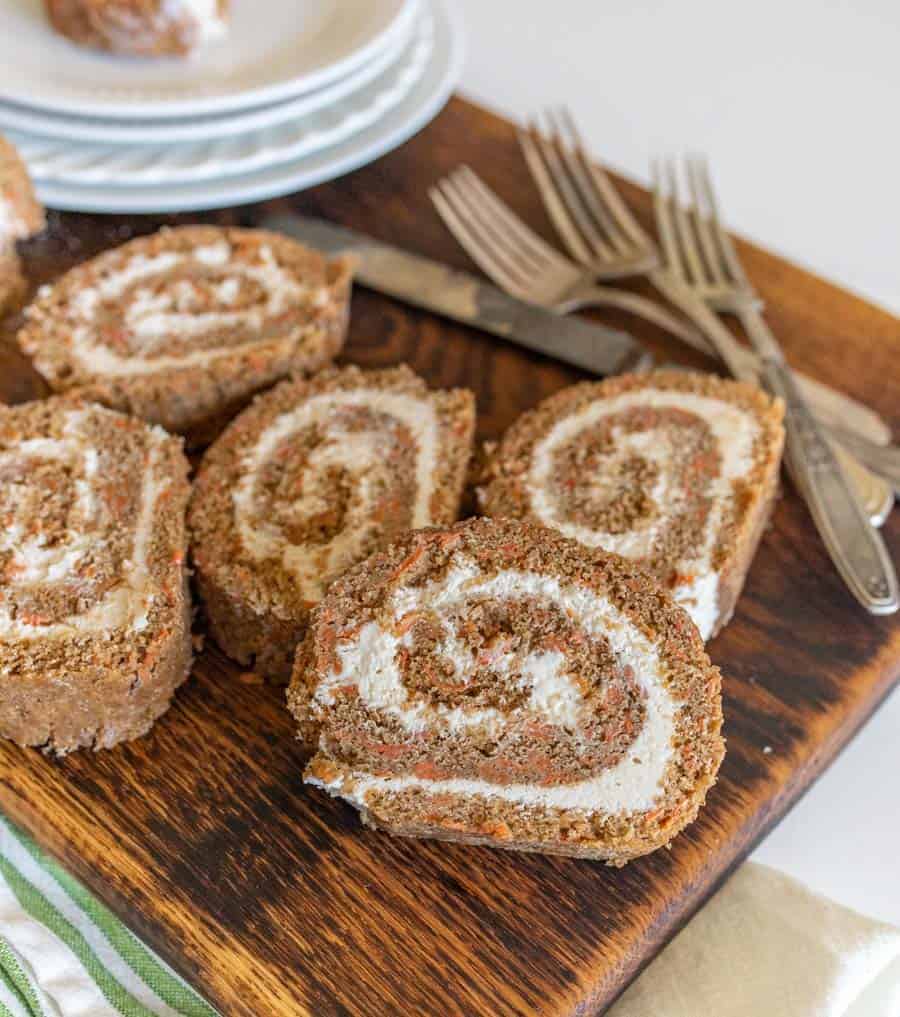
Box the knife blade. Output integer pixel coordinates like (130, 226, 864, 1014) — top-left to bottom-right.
(261, 213, 652, 377)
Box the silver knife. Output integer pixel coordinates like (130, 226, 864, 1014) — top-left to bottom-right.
(262, 213, 652, 377)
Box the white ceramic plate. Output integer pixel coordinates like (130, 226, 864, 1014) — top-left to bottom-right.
(0, 14, 415, 145)
(33, 0, 461, 214)
(15, 10, 434, 186)
(0, 0, 416, 119)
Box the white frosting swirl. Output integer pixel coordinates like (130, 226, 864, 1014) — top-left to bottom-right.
(526, 390, 760, 639)
(0, 410, 169, 641)
(308, 557, 677, 815)
(232, 388, 441, 603)
(57, 241, 323, 377)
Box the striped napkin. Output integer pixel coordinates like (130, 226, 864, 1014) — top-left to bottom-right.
(0, 818, 215, 1017)
(2, 812, 898, 1016)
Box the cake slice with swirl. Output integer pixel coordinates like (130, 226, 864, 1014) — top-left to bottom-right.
(0, 397, 192, 754)
(189, 364, 476, 681)
(18, 226, 352, 444)
(289, 518, 724, 864)
(480, 370, 785, 641)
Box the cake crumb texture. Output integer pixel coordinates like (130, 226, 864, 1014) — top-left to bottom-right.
(190, 363, 476, 680)
(479, 369, 785, 640)
(17, 225, 353, 443)
(0, 396, 193, 754)
(290, 516, 725, 864)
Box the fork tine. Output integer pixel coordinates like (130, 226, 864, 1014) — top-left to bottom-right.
(535, 111, 616, 262)
(444, 169, 547, 278)
(557, 105, 650, 252)
(557, 106, 653, 251)
(543, 107, 630, 257)
(651, 159, 686, 280)
(667, 158, 708, 285)
(451, 165, 568, 272)
(518, 122, 596, 266)
(686, 157, 726, 284)
(429, 182, 532, 300)
(691, 156, 751, 287)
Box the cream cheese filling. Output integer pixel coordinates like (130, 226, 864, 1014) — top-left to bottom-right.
(163, 0, 226, 40)
(232, 389, 441, 603)
(0, 411, 170, 642)
(526, 390, 760, 639)
(308, 558, 678, 815)
(55, 242, 322, 377)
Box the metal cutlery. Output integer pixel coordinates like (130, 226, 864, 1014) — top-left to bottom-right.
(520, 108, 900, 488)
(429, 165, 702, 348)
(430, 163, 894, 525)
(650, 155, 897, 615)
(261, 212, 650, 377)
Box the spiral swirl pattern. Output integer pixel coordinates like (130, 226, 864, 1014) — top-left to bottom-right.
(60, 239, 319, 375)
(0, 405, 171, 641)
(481, 373, 783, 640)
(18, 227, 351, 437)
(293, 520, 724, 860)
(312, 557, 672, 812)
(190, 365, 475, 679)
(233, 388, 443, 603)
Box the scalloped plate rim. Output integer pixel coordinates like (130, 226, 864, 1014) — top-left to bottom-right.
(0, 16, 416, 145)
(15, 11, 434, 186)
(0, 0, 416, 120)
(32, 0, 462, 214)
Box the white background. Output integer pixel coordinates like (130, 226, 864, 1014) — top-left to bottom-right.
(454, 0, 899, 315)
(454, 0, 900, 923)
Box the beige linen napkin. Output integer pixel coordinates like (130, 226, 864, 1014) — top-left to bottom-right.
(609, 862, 900, 1017)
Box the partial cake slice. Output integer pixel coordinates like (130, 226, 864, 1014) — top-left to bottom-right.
(189, 364, 476, 681)
(0, 134, 45, 314)
(0, 135, 45, 245)
(18, 225, 353, 443)
(0, 247, 27, 317)
(0, 397, 192, 754)
(289, 517, 724, 864)
(479, 370, 785, 640)
(44, 0, 229, 57)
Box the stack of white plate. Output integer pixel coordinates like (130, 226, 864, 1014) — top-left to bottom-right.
(0, 0, 461, 213)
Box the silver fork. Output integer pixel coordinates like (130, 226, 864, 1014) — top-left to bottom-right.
(431, 162, 892, 526)
(521, 108, 900, 494)
(654, 156, 897, 615)
(428, 165, 703, 348)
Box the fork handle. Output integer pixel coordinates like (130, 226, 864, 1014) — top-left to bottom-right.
(561, 284, 707, 350)
(761, 356, 898, 614)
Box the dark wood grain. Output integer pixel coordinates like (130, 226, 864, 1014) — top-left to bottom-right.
(1, 96, 899, 1016)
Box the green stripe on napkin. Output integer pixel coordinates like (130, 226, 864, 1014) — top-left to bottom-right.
(0, 817, 217, 1017)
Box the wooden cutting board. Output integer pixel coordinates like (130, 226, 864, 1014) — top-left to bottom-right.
(1, 97, 899, 1016)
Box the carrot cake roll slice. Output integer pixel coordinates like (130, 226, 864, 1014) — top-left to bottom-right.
(44, 0, 229, 57)
(289, 518, 724, 864)
(189, 364, 476, 681)
(0, 397, 192, 755)
(480, 370, 785, 641)
(18, 226, 353, 443)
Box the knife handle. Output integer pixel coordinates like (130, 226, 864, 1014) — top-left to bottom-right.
(762, 357, 898, 614)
